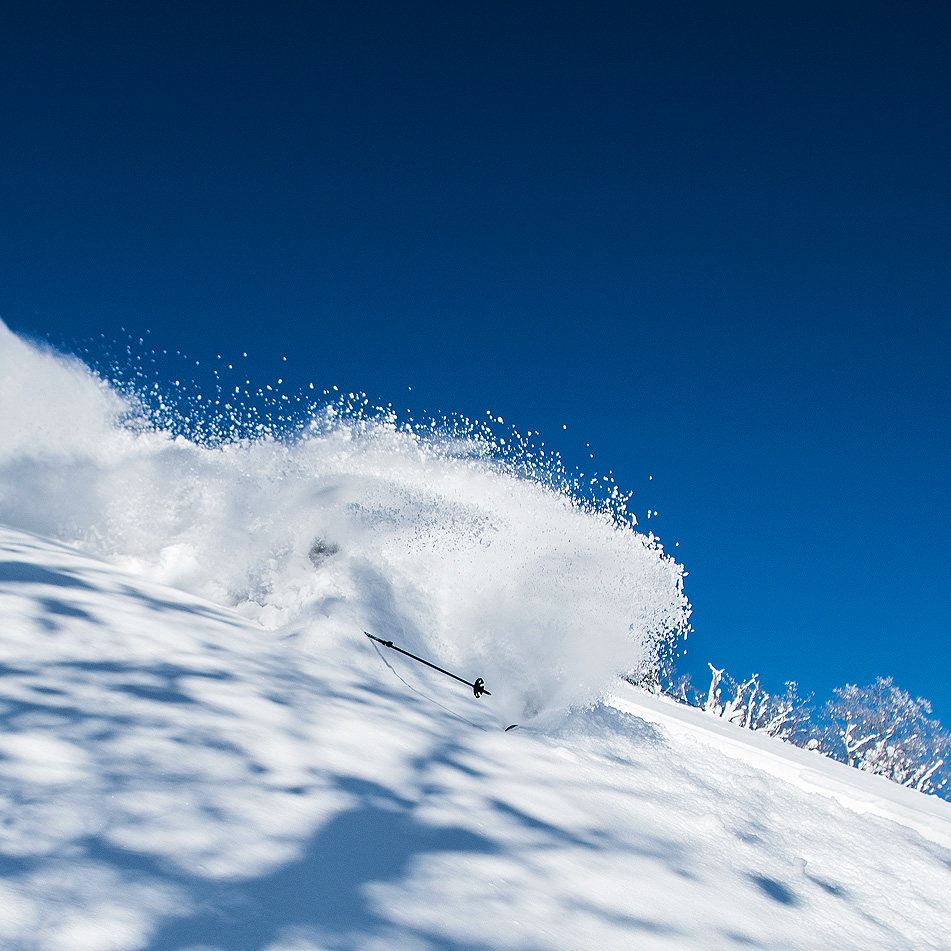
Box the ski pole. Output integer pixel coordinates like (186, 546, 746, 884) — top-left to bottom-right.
(364, 632, 490, 697)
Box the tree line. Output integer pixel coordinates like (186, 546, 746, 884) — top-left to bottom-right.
(630, 664, 951, 800)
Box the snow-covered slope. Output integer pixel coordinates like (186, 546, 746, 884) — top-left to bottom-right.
(610, 684, 951, 852)
(1, 322, 950, 949)
(1, 524, 949, 951)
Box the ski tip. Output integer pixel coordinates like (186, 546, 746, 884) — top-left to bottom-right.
(504, 724, 519, 731)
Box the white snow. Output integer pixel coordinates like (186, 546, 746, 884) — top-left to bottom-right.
(610, 684, 951, 852)
(0, 320, 687, 723)
(0, 525, 949, 951)
(1, 321, 950, 949)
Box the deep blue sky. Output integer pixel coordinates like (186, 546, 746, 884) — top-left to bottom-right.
(2, 1, 949, 720)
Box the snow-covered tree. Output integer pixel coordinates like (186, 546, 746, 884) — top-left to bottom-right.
(655, 664, 949, 800)
(823, 677, 950, 796)
(624, 662, 665, 695)
(750, 680, 814, 745)
(698, 664, 813, 743)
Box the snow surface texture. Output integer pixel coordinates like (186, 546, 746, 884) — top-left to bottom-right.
(2, 527, 950, 951)
(1, 323, 950, 949)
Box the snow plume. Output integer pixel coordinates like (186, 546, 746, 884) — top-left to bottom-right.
(0, 319, 689, 720)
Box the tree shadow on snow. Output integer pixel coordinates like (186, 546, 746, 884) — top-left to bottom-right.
(0, 560, 95, 589)
(138, 777, 498, 951)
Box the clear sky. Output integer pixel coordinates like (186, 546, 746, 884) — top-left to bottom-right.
(2, 2, 949, 720)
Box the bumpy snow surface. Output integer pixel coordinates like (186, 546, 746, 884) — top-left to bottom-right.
(1, 322, 950, 949)
(1, 526, 950, 951)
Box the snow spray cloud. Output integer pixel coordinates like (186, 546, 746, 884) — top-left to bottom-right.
(0, 320, 690, 717)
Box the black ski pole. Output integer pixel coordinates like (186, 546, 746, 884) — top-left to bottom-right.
(364, 632, 491, 697)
